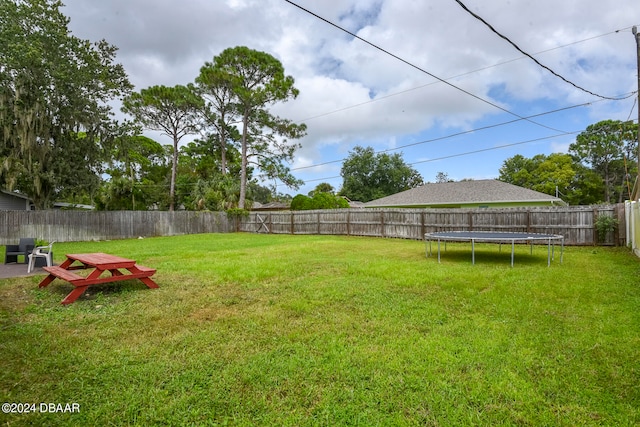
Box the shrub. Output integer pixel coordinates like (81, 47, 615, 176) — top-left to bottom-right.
(291, 192, 349, 210)
(595, 214, 618, 242)
(291, 194, 312, 210)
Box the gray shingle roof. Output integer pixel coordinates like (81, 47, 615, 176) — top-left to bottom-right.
(364, 180, 565, 207)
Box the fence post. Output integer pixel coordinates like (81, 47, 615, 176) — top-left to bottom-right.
(0, 206, 619, 247)
(290, 211, 295, 235)
(615, 203, 625, 246)
(592, 207, 598, 245)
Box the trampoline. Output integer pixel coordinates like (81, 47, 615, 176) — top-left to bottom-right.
(424, 231, 564, 267)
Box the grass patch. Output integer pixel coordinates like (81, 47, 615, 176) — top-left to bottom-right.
(1, 233, 639, 426)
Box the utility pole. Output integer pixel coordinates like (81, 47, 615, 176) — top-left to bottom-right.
(633, 26, 640, 200)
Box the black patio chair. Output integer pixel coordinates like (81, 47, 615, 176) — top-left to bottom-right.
(4, 238, 35, 264)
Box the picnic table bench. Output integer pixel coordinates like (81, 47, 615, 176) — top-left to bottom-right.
(38, 253, 158, 305)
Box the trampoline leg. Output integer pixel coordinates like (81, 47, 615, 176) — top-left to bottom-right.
(511, 240, 514, 267)
(472, 239, 475, 265)
(437, 239, 441, 263)
(547, 239, 551, 267)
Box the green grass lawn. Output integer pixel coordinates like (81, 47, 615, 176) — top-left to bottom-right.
(1, 233, 639, 426)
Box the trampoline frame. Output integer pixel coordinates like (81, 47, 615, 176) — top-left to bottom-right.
(424, 231, 564, 267)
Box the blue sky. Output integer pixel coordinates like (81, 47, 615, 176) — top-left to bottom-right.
(62, 0, 639, 196)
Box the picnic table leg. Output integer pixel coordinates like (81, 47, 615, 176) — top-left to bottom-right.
(38, 274, 56, 288)
(121, 266, 159, 289)
(61, 286, 89, 305)
(138, 277, 159, 289)
(39, 257, 75, 288)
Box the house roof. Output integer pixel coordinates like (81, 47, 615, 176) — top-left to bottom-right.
(1, 190, 94, 210)
(251, 201, 291, 211)
(364, 180, 566, 208)
(1, 189, 30, 200)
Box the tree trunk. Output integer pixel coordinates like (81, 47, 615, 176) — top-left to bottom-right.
(170, 137, 178, 211)
(238, 113, 249, 209)
(219, 130, 227, 176)
(604, 165, 610, 204)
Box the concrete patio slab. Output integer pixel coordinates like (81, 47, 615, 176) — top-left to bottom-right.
(0, 263, 49, 279)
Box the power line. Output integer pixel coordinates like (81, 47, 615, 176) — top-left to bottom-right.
(408, 131, 580, 166)
(289, 112, 640, 188)
(289, 130, 582, 186)
(285, 93, 638, 186)
(279, 1, 638, 190)
(627, 97, 638, 122)
(296, 26, 638, 123)
(452, 0, 635, 101)
(292, 99, 606, 172)
(283, 0, 567, 134)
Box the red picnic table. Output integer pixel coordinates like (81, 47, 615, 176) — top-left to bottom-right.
(38, 253, 158, 305)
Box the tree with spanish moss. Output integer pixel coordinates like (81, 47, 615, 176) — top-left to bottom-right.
(0, 0, 132, 208)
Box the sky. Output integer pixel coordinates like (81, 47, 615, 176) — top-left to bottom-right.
(61, 0, 640, 197)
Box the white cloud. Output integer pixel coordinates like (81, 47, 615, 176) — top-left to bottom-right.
(61, 0, 639, 194)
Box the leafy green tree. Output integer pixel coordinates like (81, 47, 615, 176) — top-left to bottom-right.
(180, 176, 240, 211)
(175, 134, 248, 210)
(0, 0, 131, 208)
(96, 176, 146, 211)
(498, 153, 604, 205)
(339, 146, 423, 202)
(179, 134, 242, 181)
(497, 154, 534, 188)
(569, 120, 637, 203)
(122, 85, 202, 211)
(533, 154, 582, 196)
(435, 172, 452, 183)
(569, 164, 605, 206)
(98, 135, 169, 210)
(194, 62, 238, 176)
(248, 182, 273, 204)
(309, 183, 335, 196)
(311, 192, 349, 209)
(290, 194, 311, 210)
(208, 46, 307, 209)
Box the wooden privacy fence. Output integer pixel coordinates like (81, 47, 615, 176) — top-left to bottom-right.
(0, 205, 625, 246)
(0, 210, 232, 244)
(240, 205, 626, 246)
